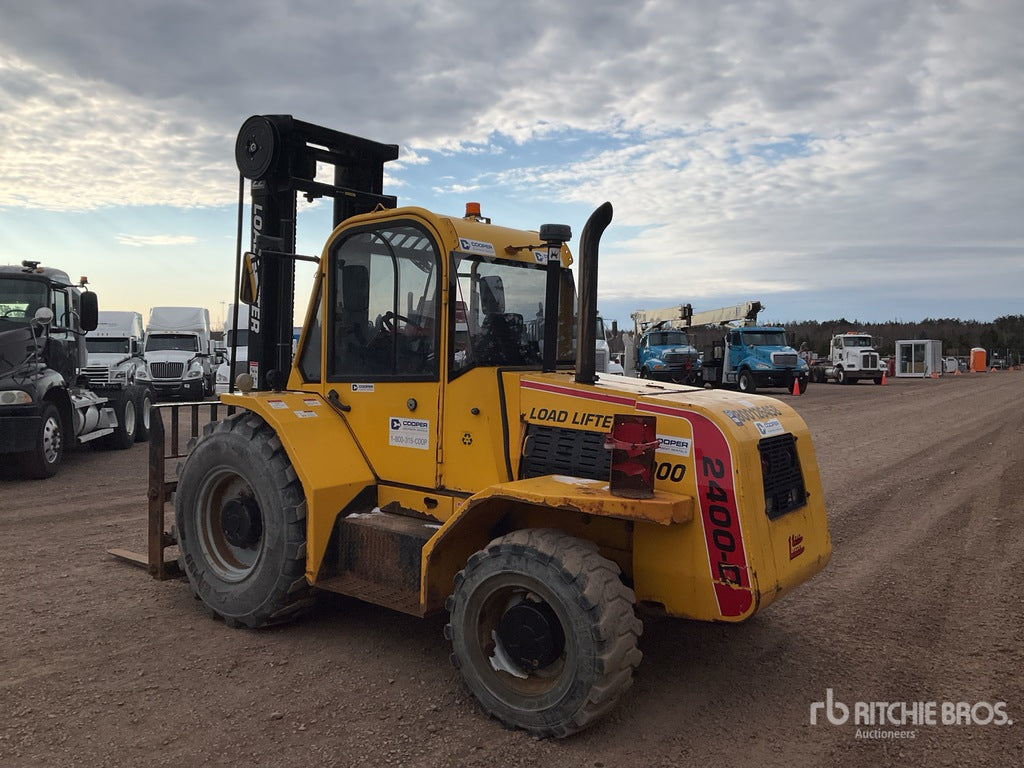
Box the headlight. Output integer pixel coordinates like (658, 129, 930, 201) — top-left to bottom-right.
(113, 370, 127, 380)
(216, 371, 229, 383)
(0, 390, 33, 405)
(755, 361, 771, 369)
(136, 368, 150, 380)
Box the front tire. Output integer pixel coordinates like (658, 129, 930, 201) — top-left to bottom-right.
(737, 370, 757, 393)
(175, 413, 314, 628)
(445, 529, 642, 738)
(835, 367, 846, 385)
(21, 402, 64, 479)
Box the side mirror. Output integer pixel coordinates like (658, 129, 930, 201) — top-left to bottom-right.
(80, 292, 98, 331)
(239, 252, 259, 305)
(33, 307, 54, 326)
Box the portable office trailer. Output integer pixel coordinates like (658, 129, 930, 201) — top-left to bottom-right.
(894, 339, 942, 377)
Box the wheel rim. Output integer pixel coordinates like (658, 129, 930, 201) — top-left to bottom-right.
(194, 466, 264, 582)
(141, 395, 151, 431)
(41, 414, 62, 464)
(464, 574, 574, 708)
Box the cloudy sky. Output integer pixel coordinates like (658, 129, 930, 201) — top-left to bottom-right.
(1, 0, 1021, 330)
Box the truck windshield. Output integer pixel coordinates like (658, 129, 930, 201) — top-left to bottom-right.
(843, 337, 872, 347)
(0, 278, 48, 325)
(86, 337, 130, 354)
(741, 331, 787, 346)
(146, 334, 198, 352)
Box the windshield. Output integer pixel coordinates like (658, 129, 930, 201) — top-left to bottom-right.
(145, 333, 198, 352)
(843, 336, 872, 347)
(452, 254, 576, 371)
(87, 337, 130, 355)
(741, 330, 788, 346)
(0, 278, 49, 325)
(648, 330, 691, 347)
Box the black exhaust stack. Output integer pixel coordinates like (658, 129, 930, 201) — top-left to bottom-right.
(575, 202, 613, 385)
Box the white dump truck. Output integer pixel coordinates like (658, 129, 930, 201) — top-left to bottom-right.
(808, 331, 886, 384)
(139, 306, 214, 399)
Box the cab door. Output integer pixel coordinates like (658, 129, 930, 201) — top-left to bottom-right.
(319, 218, 444, 490)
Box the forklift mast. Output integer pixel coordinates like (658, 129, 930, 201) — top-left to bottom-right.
(233, 115, 400, 390)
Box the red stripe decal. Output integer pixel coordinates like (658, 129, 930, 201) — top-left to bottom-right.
(638, 402, 753, 617)
(520, 379, 637, 407)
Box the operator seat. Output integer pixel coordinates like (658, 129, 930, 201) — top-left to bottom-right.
(336, 264, 370, 373)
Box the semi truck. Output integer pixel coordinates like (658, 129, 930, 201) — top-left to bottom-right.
(139, 306, 214, 399)
(136, 115, 832, 737)
(0, 262, 145, 478)
(808, 331, 886, 384)
(84, 310, 152, 440)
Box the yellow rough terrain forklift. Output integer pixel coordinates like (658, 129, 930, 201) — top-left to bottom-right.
(169, 115, 831, 737)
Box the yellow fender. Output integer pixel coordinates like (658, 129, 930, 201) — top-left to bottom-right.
(221, 391, 375, 582)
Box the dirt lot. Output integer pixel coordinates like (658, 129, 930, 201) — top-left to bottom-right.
(1, 373, 1021, 767)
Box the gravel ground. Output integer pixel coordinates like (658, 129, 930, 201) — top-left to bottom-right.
(1, 372, 1020, 767)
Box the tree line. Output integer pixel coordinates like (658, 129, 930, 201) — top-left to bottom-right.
(761, 315, 1024, 363)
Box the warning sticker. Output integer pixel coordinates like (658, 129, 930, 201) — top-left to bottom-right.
(457, 237, 496, 257)
(267, 399, 288, 410)
(754, 418, 785, 437)
(656, 434, 692, 458)
(388, 416, 431, 450)
(294, 410, 319, 419)
(302, 399, 321, 407)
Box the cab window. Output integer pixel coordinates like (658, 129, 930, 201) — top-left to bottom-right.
(327, 223, 440, 381)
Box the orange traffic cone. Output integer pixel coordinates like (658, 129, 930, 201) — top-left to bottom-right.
(881, 372, 887, 385)
(792, 378, 801, 396)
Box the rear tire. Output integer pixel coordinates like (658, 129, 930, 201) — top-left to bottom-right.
(21, 402, 64, 479)
(445, 529, 642, 737)
(134, 387, 152, 442)
(103, 387, 138, 450)
(174, 413, 313, 628)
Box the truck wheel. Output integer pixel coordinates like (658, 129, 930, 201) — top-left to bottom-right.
(21, 402, 64, 479)
(134, 386, 152, 442)
(445, 528, 642, 738)
(738, 370, 757, 393)
(639, 367, 650, 379)
(797, 377, 809, 395)
(174, 413, 313, 628)
(873, 376, 884, 385)
(104, 387, 138, 450)
(835, 367, 846, 385)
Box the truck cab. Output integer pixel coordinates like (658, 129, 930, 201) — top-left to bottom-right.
(635, 324, 700, 382)
(139, 306, 214, 399)
(715, 325, 809, 394)
(809, 332, 886, 384)
(84, 311, 147, 390)
(1, 262, 144, 477)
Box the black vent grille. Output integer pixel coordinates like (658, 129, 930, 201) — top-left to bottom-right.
(519, 425, 610, 481)
(758, 433, 807, 520)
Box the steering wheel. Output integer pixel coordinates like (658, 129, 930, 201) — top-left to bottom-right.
(1, 308, 26, 319)
(381, 311, 423, 333)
